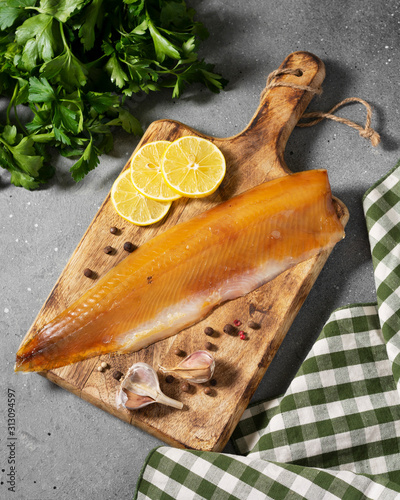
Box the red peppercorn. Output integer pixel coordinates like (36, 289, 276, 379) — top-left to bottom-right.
(239, 331, 246, 340)
(233, 319, 241, 326)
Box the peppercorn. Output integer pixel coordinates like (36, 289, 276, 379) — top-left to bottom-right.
(248, 321, 260, 330)
(205, 341, 213, 350)
(110, 226, 118, 234)
(233, 319, 241, 326)
(204, 326, 214, 336)
(223, 324, 236, 335)
(239, 331, 246, 340)
(181, 382, 190, 393)
(204, 387, 212, 395)
(123, 241, 135, 253)
(103, 245, 114, 254)
(165, 375, 174, 383)
(174, 348, 184, 356)
(97, 365, 104, 372)
(210, 379, 217, 386)
(83, 268, 94, 278)
(113, 370, 123, 381)
(101, 362, 108, 369)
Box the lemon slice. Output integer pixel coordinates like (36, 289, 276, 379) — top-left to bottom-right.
(111, 169, 171, 226)
(161, 136, 226, 198)
(130, 141, 181, 201)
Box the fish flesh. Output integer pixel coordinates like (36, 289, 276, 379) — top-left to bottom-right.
(15, 169, 345, 373)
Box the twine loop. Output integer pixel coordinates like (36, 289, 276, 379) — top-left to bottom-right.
(299, 97, 381, 147)
(261, 68, 322, 101)
(262, 68, 380, 147)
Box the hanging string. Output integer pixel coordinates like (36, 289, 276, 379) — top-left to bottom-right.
(298, 97, 381, 147)
(260, 68, 323, 100)
(262, 68, 380, 147)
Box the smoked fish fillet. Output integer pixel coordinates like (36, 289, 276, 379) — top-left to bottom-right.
(15, 169, 345, 373)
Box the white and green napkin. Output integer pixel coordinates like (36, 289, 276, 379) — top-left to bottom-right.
(134, 162, 400, 500)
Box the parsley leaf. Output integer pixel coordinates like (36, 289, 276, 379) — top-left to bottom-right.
(147, 18, 180, 62)
(107, 107, 142, 135)
(15, 14, 56, 69)
(105, 53, 130, 88)
(77, 0, 104, 51)
(28, 76, 56, 102)
(40, 47, 88, 90)
(69, 135, 100, 182)
(85, 92, 120, 114)
(35, 0, 87, 24)
(0, 0, 36, 30)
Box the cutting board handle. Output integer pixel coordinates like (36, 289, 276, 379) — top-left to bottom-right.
(232, 51, 325, 177)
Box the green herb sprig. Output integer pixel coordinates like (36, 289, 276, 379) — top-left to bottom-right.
(0, 0, 227, 189)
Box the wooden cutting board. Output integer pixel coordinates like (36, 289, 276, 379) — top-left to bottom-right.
(22, 51, 348, 451)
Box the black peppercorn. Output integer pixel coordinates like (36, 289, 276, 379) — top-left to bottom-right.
(110, 226, 118, 234)
(205, 341, 213, 350)
(204, 387, 212, 395)
(174, 348, 184, 356)
(165, 375, 174, 383)
(83, 268, 94, 278)
(204, 326, 214, 336)
(210, 379, 217, 386)
(123, 241, 135, 252)
(103, 245, 114, 254)
(223, 324, 236, 335)
(113, 370, 123, 381)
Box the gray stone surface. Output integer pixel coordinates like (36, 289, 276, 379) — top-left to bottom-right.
(1, 0, 399, 498)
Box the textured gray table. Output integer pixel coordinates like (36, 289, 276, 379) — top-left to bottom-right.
(1, 1, 399, 498)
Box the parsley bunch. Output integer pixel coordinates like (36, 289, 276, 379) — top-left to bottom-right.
(0, 0, 226, 189)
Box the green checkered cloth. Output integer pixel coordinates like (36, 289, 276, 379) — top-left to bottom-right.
(364, 162, 400, 388)
(134, 163, 400, 500)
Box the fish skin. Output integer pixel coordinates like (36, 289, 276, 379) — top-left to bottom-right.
(15, 170, 345, 373)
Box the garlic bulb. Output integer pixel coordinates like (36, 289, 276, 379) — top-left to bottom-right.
(116, 362, 183, 410)
(159, 350, 215, 383)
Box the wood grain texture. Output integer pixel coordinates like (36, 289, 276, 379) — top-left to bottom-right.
(22, 51, 349, 451)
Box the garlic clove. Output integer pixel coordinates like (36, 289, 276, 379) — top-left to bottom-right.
(116, 362, 183, 410)
(123, 391, 154, 410)
(159, 350, 215, 383)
